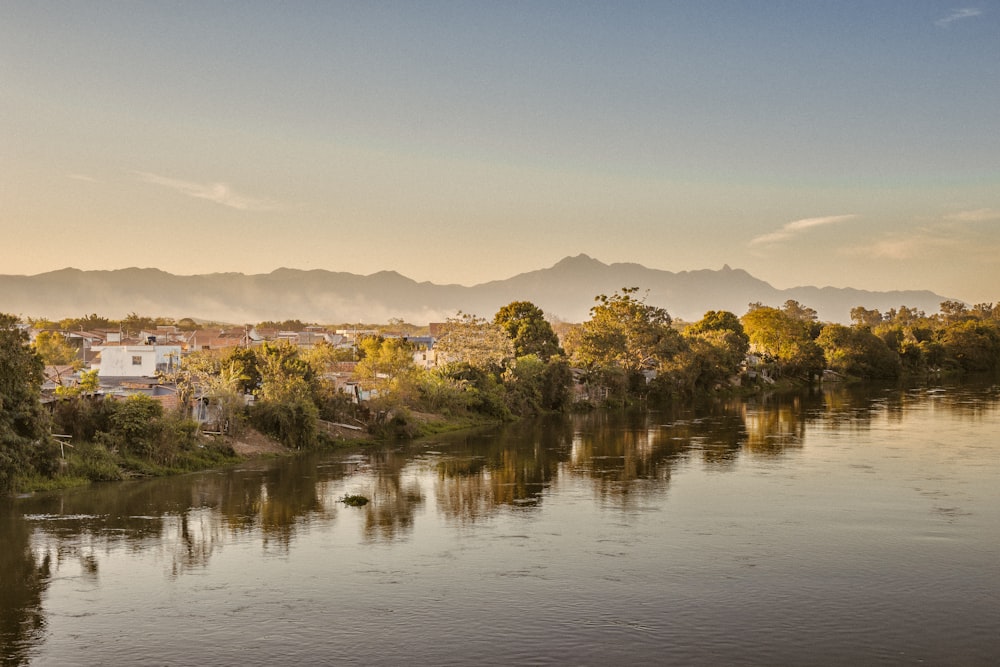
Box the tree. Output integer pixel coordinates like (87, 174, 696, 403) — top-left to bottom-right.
(434, 312, 515, 373)
(741, 306, 824, 380)
(816, 324, 901, 379)
(0, 314, 57, 493)
(54, 368, 100, 398)
(121, 312, 158, 335)
(850, 307, 884, 328)
(255, 342, 315, 403)
(493, 301, 562, 359)
(356, 336, 419, 402)
(567, 288, 683, 393)
(783, 300, 818, 322)
(58, 313, 113, 331)
(247, 342, 320, 448)
(939, 300, 970, 324)
(938, 320, 1000, 372)
(685, 311, 749, 357)
(108, 394, 164, 457)
(256, 319, 308, 331)
(33, 331, 79, 366)
(670, 310, 751, 393)
(501, 354, 573, 414)
(782, 300, 822, 338)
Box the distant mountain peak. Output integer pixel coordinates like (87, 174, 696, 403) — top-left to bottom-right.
(0, 258, 953, 325)
(552, 254, 606, 269)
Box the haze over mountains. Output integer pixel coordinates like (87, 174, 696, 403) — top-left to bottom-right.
(1, 255, 951, 325)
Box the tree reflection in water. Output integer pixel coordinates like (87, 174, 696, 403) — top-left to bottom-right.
(1, 504, 52, 666)
(433, 417, 574, 522)
(6, 380, 997, 661)
(360, 448, 424, 541)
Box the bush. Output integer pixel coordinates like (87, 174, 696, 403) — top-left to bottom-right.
(67, 442, 124, 482)
(250, 397, 319, 449)
(108, 395, 164, 456)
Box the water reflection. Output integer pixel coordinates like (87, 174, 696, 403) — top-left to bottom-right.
(3, 380, 999, 664)
(361, 448, 424, 541)
(435, 417, 574, 522)
(0, 506, 51, 667)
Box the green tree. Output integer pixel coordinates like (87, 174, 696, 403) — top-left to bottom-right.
(782, 300, 822, 338)
(493, 301, 562, 359)
(108, 394, 164, 457)
(121, 312, 158, 335)
(59, 313, 114, 331)
(356, 336, 419, 402)
(250, 342, 319, 448)
(500, 354, 571, 415)
(782, 299, 818, 322)
(664, 310, 752, 394)
(685, 311, 749, 359)
(257, 319, 308, 331)
(54, 368, 100, 398)
(741, 306, 824, 380)
(0, 314, 57, 493)
(256, 342, 315, 403)
(938, 320, 1000, 372)
(850, 307, 884, 328)
(33, 331, 79, 366)
(816, 324, 901, 379)
(570, 289, 682, 373)
(225, 347, 263, 395)
(939, 300, 970, 325)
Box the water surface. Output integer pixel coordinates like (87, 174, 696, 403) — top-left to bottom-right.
(3, 382, 999, 665)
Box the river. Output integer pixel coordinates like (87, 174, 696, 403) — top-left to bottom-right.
(3, 381, 999, 665)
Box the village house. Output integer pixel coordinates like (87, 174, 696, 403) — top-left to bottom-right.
(91, 343, 182, 378)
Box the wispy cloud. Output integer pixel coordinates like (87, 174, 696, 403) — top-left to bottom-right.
(135, 171, 279, 211)
(936, 8, 983, 26)
(749, 214, 857, 246)
(945, 208, 1000, 222)
(67, 173, 98, 183)
(841, 211, 1000, 260)
(844, 234, 958, 260)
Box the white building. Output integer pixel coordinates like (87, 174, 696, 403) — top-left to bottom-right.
(92, 345, 182, 378)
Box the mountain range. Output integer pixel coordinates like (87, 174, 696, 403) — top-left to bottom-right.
(0, 255, 951, 325)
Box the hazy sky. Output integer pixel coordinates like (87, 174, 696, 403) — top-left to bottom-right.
(3, 1, 999, 304)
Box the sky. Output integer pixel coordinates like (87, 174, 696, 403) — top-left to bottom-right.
(2, 1, 999, 305)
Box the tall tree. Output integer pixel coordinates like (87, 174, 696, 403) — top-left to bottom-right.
(741, 306, 824, 380)
(0, 314, 56, 493)
(356, 336, 419, 401)
(493, 301, 562, 359)
(675, 310, 751, 390)
(568, 288, 683, 382)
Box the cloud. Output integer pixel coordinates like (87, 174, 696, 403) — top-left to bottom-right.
(936, 8, 983, 26)
(749, 214, 857, 246)
(945, 208, 1000, 222)
(841, 222, 995, 261)
(67, 173, 98, 183)
(135, 172, 278, 211)
(845, 235, 950, 260)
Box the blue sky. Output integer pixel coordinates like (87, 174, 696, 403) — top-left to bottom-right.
(3, 1, 998, 305)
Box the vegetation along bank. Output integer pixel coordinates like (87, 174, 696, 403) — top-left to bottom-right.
(3, 291, 999, 494)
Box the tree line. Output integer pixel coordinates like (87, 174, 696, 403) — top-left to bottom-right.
(3, 292, 1000, 493)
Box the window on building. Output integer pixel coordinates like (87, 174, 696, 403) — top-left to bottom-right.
(132, 356, 142, 365)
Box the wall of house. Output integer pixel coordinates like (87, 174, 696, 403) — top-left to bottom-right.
(94, 345, 182, 377)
